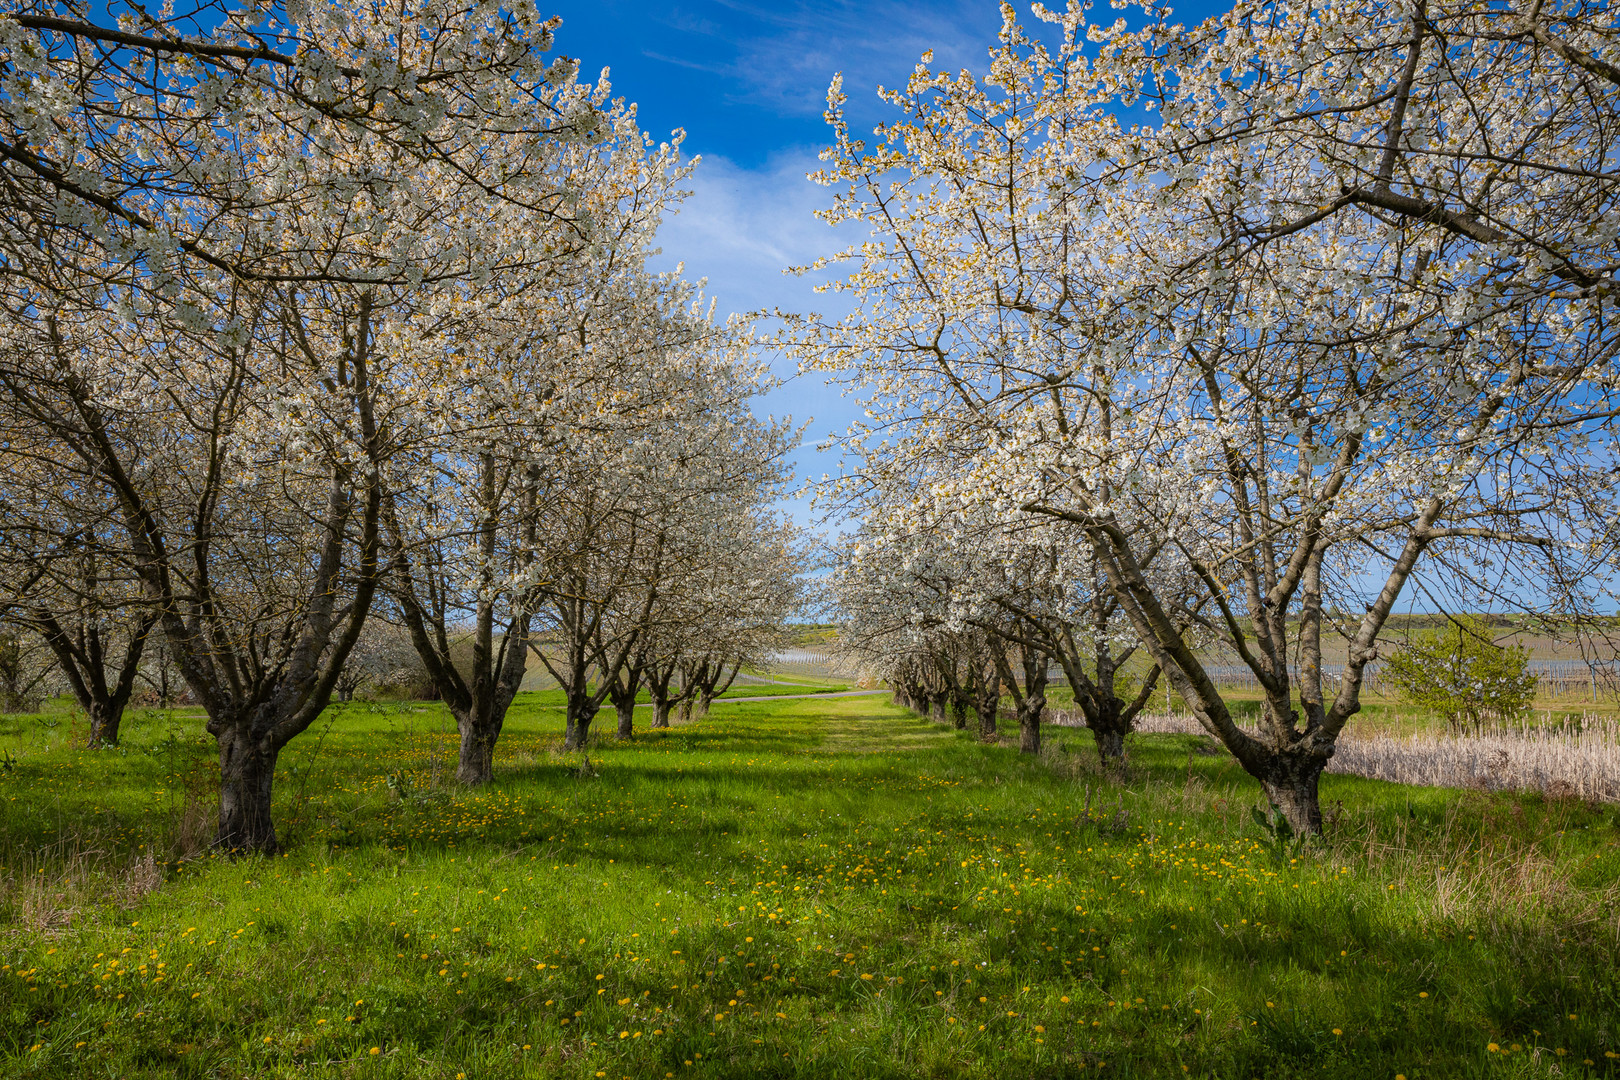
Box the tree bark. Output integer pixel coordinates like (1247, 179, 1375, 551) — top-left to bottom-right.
(455, 711, 498, 785)
(1017, 694, 1044, 754)
(1258, 753, 1327, 834)
(565, 695, 597, 750)
(976, 701, 997, 742)
(86, 701, 122, 748)
(647, 664, 679, 728)
(1015, 649, 1048, 755)
(1093, 725, 1125, 763)
(616, 698, 635, 740)
(216, 725, 281, 854)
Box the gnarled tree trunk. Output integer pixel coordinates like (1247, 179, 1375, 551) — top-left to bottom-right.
(1258, 751, 1328, 834)
(214, 723, 282, 854)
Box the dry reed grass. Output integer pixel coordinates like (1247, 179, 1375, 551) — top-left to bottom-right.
(0, 841, 165, 938)
(1048, 707, 1620, 803)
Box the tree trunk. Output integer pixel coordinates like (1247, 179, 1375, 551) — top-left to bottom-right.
(651, 697, 672, 728)
(86, 702, 121, 748)
(976, 702, 997, 742)
(1258, 754, 1327, 835)
(565, 698, 596, 750)
(1087, 699, 1130, 766)
(216, 727, 281, 854)
(456, 713, 498, 785)
(1018, 698, 1043, 755)
(1092, 725, 1126, 764)
(616, 699, 635, 740)
(1014, 655, 1047, 755)
(950, 696, 969, 730)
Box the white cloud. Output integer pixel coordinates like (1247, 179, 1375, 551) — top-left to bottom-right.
(649, 149, 864, 535)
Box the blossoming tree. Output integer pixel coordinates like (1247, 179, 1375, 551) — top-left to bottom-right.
(798, 0, 1620, 830)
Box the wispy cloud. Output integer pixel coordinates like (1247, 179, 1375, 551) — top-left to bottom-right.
(649, 149, 864, 533)
(647, 0, 1005, 120)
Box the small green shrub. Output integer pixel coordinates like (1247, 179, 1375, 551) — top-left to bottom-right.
(1383, 615, 1537, 733)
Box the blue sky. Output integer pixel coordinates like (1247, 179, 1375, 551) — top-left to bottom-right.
(541, 1, 1226, 530)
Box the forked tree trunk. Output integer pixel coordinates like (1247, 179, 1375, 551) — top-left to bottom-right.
(1012, 655, 1048, 756)
(1086, 698, 1131, 767)
(216, 725, 281, 854)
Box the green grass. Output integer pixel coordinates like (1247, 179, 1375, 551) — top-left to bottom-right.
(2, 695, 1618, 1078)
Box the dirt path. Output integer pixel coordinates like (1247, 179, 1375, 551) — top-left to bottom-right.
(636, 689, 887, 707)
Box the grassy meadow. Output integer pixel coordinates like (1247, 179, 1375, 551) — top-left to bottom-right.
(2, 692, 1618, 1078)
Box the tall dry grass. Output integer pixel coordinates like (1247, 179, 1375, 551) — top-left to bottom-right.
(1049, 707, 1620, 803)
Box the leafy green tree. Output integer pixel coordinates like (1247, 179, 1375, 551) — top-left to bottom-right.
(1384, 617, 1537, 733)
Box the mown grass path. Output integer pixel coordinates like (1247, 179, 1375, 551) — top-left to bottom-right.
(1, 694, 1616, 1078)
